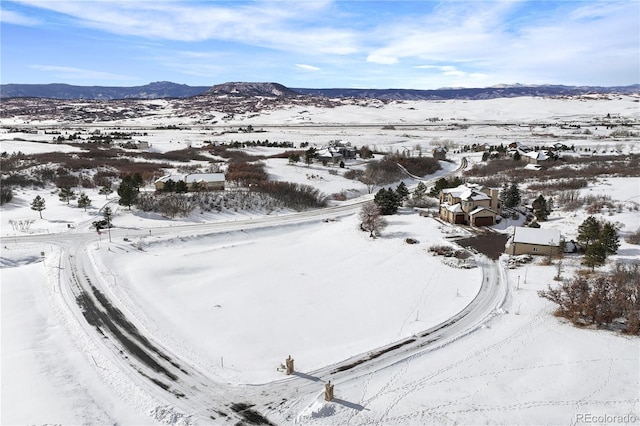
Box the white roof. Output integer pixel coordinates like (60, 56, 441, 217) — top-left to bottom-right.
(512, 227, 561, 246)
(445, 203, 463, 213)
(524, 164, 543, 171)
(185, 173, 225, 183)
(469, 206, 494, 216)
(524, 151, 549, 161)
(155, 174, 186, 183)
(155, 173, 225, 184)
(442, 183, 489, 200)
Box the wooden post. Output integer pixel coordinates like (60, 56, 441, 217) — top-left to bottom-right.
(285, 355, 294, 375)
(324, 381, 334, 401)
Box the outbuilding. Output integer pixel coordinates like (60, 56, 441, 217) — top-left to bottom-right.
(507, 227, 561, 256)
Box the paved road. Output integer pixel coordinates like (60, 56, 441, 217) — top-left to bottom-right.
(8, 156, 511, 424)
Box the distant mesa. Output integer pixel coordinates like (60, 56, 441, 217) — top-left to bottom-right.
(0, 81, 638, 101)
(202, 82, 300, 98)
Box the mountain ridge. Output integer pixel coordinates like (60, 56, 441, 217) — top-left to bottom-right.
(1, 81, 638, 101)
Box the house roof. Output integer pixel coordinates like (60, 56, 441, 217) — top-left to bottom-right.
(512, 227, 561, 246)
(155, 174, 186, 183)
(443, 184, 492, 202)
(185, 173, 225, 183)
(469, 206, 496, 216)
(524, 164, 543, 171)
(155, 173, 225, 184)
(524, 151, 549, 161)
(444, 203, 464, 213)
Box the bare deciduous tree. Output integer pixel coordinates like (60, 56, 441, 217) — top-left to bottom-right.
(359, 201, 387, 238)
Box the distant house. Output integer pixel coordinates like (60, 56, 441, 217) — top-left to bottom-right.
(508, 142, 531, 152)
(155, 173, 225, 191)
(506, 227, 561, 256)
(316, 147, 343, 163)
(439, 183, 501, 226)
(317, 141, 356, 163)
(523, 150, 550, 165)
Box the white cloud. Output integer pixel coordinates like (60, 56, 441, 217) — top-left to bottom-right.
(9, 0, 638, 88)
(30, 65, 134, 81)
(296, 64, 320, 71)
(13, 0, 360, 56)
(366, 54, 398, 65)
(1, 8, 40, 25)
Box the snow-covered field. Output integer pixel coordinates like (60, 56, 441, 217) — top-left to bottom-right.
(1, 96, 639, 425)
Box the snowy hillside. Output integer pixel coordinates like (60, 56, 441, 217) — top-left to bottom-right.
(1, 96, 639, 425)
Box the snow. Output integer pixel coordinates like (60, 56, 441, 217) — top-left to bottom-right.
(89, 212, 481, 384)
(511, 226, 561, 246)
(1, 95, 639, 425)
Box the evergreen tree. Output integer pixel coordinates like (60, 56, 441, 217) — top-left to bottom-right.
(374, 188, 401, 215)
(513, 151, 522, 161)
(502, 182, 521, 208)
(175, 180, 189, 193)
(599, 222, 620, 255)
(132, 172, 144, 188)
(532, 194, 550, 221)
(412, 181, 427, 204)
(288, 152, 300, 164)
(77, 192, 91, 211)
(30, 195, 46, 218)
(429, 176, 463, 197)
(117, 175, 139, 209)
(577, 216, 602, 251)
(396, 181, 410, 201)
(583, 242, 607, 270)
(162, 179, 176, 193)
(58, 187, 76, 204)
(98, 184, 113, 199)
(304, 147, 317, 165)
(500, 182, 509, 205)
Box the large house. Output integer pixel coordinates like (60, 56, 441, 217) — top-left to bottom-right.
(439, 183, 501, 226)
(154, 173, 225, 191)
(506, 226, 561, 256)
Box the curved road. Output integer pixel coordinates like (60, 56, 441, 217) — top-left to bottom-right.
(10, 156, 510, 425)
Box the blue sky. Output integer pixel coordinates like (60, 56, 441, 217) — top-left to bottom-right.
(1, 0, 638, 89)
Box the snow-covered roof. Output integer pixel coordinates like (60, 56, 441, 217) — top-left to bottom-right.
(524, 164, 543, 171)
(185, 173, 225, 183)
(512, 227, 561, 246)
(155, 173, 225, 184)
(442, 183, 487, 199)
(524, 151, 549, 161)
(155, 174, 186, 183)
(469, 206, 495, 216)
(443, 203, 463, 213)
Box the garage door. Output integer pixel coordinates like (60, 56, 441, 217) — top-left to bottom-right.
(473, 216, 494, 226)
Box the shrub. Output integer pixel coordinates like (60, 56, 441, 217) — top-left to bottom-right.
(0, 184, 13, 205)
(539, 263, 640, 334)
(256, 181, 327, 210)
(344, 169, 363, 180)
(626, 228, 640, 245)
(226, 161, 268, 186)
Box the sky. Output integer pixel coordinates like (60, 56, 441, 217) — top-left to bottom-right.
(1, 0, 638, 89)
